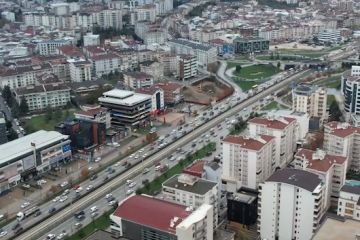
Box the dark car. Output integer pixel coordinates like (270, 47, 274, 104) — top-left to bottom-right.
(14, 227, 23, 234)
(90, 174, 98, 181)
(48, 207, 56, 214)
(34, 210, 42, 217)
(74, 210, 85, 221)
(103, 176, 109, 182)
(12, 223, 20, 231)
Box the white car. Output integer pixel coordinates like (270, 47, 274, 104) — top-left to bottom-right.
(59, 196, 68, 202)
(114, 162, 121, 167)
(21, 202, 30, 208)
(90, 206, 98, 213)
(109, 200, 117, 206)
(126, 179, 133, 185)
(86, 185, 94, 191)
(91, 212, 99, 218)
(46, 234, 56, 240)
(105, 193, 113, 200)
(128, 182, 137, 188)
(60, 181, 68, 188)
(95, 157, 102, 162)
(56, 232, 67, 240)
(126, 189, 134, 195)
(75, 187, 83, 193)
(0, 231, 8, 238)
(52, 196, 61, 202)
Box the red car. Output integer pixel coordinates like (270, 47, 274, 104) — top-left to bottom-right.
(73, 184, 80, 190)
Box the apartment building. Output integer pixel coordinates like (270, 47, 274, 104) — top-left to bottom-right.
(233, 37, 269, 54)
(123, 72, 154, 89)
(0, 130, 71, 194)
(110, 195, 213, 240)
(93, 9, 123, 30)
(74, 107, 111, 129)
(318, 29, 342, 44)
(37, 39, 72, 56)
(162, 173, 218, 227)
(337, 184, 360, 220)
(159, 53, 178, 76)
(139, 61, 164, 82)
(292, 84, 327, 123)
(168, 39, 217, 68)
(68, 59, 92, 82)
(155, 82, 183, 106)
(222, 135, 276, 192)
(258, 168, 325, 240)
(14, 83, 71, 111)
(98, 89, 151, 129)
(83, 33, 100, 47)
(294, 148, 347, 208)
(0, 63, 53, 89)
(341, 66, 360, 120)
(131, 4, 156, 24)
(248, 116, 297, 169)
(90, 53, 120, 77)
(324, 121, 360, 170)
(0, 112, 7, 145)
(178, 54, 197, 81)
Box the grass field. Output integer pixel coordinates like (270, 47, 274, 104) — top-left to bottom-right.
(233, 79, 257, 91)
(327, 95, 336, 107)
(261, 101, 289, 111)
(234, 64, 280, 80)
(24, 109, 76, 133)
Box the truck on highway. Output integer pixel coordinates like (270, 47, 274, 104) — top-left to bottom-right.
(17, 206, 40, 221)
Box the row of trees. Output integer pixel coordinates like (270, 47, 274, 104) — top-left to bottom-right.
(2, 86, 29, 118)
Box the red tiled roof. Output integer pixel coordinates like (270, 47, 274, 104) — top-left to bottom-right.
(223, 134, 274, 151)
(113, 195, 191, 234)
(135, 86, 162, 95)
(209, 38, 225, 45)
(295, 148, 347, 172)
(183, 160, 204, 178)
(76, 107, 107, 117)
(326, 121, 360, 138)
(249, 117, 296, 130)
(155, 82, 183, 92)
(57, 45, 84, 58)
(84, 46, 106, 55)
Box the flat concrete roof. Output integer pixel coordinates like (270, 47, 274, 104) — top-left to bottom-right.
(99, 89, 151, 106)
(313, 218, 360, 240)
(0, 130, 69, 166)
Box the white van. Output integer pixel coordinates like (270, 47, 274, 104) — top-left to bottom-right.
(155, 165, 161, 171)
(90, 206, 98, 213)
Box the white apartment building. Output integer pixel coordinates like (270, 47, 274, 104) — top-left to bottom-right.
(324, 121, 360, 170)
(178, 54, 197, 81)
(162, 173, 219, 227)
(93, 9, 123, 30)
(110, 195, 213, 240)
(222, 135, 276, 192)
(83, 33, 100, 47)
(318, 29, 342, 44)
(37, 39, 72, 56)
(155, 0, 173, 15)
(140, 61, 164, 82)
(258, 168, 325, 240)
(337, 184, 360, 220)
(294, 148, 348, 208)
(341, 66, 360, 120)
(14, 83, 71, 111)
(90, 53, 121, 77)
(123, 72, 154, 89)
(292, 84, 327, 123)
(68, 59, 92, 82)
(168, 39, 217, 68)
(248, 116, 297, 169)
(131, 4, 156, 24)
(0, 63, 53, 89)
(159, 53, 178, 76)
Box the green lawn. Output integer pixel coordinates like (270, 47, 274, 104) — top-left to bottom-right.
(233, 79, 257, 91)
(327, 95, 336, 107)
(24, 109, 76, 133)
(234, 64, 280, 80)
(261, 101, 289, 111)
(137, 142, 216, 195)
(325, 80, 341, 89)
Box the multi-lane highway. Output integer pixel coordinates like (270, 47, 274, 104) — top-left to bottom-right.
(13, 69, 310, 240)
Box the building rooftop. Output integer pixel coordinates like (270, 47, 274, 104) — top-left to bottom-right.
(295, 148, 347, 172)
(99, 89, 151, 106)
(0, 130, 69, 167)
(124, 71, 152, 79)
(183, 160, 204, 178)
(169, 38, 214, 51)
(75, 107, 107, 118)
(85, 230, 129, 240)
(326, 121, 360, 138)
(341, 185, 360, 195)
(163, 174, 217, 195)
(0, 63, 52, 77)
(112, 195, 192, 234)
(223, 135, 274, 151)
(14, 83, 70, 95)
(313, 218, 360, 240)
(267, 168, 322, 192)
(249, 116, 296, 130)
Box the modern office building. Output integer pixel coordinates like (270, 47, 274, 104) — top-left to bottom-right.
(248, 116, 297, 169)
(337, 184, 360, 220)
(178, 54, 197, 81)
(292, 84, 327, 123)
(14, 83, 71, 112)
(162, 174, 219, 227)
(233, 37, 269, 54)
(168, 38, 217, 68)
(324, 121, 360, 170)
(341, 66, 360, 120)
(0, 130, 71, 193)
(318, 29, 341, 44)
(0, 112, 7, 144)
(98, 89, 151, 129)
(222, 135, 276, 192)
(258, 168, 325, 240)
(135, 86, 165, 113)
(294, 148, 347, 208)
(110, 195, 214, 240)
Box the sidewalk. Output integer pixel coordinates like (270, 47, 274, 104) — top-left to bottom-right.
(0, 134, 147, 218)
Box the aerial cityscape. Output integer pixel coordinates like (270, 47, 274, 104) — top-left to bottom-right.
(0, 0, 360, 239)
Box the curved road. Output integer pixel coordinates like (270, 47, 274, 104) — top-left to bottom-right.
(15, 69, 310, 240)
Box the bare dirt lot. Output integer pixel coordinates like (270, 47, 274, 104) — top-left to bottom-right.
(183, 77, 233, 105)
(156, 112, 185, 126)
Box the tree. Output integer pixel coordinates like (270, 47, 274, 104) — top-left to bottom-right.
(7, 128, 18, 140)
(277, 61, 281, 69)
(19, 97, 29, 116)
(11, 101, 20, 118)
(329, 100, 342, 122)
(2, 85, 12, 104)
(235, 65, 242, 73)
(80, 168, 89, 179)
(45, 106, 53, 121)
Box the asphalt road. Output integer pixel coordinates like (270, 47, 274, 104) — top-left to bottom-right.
(12, 69, 309, 240)
(0, 94, 23, 138)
